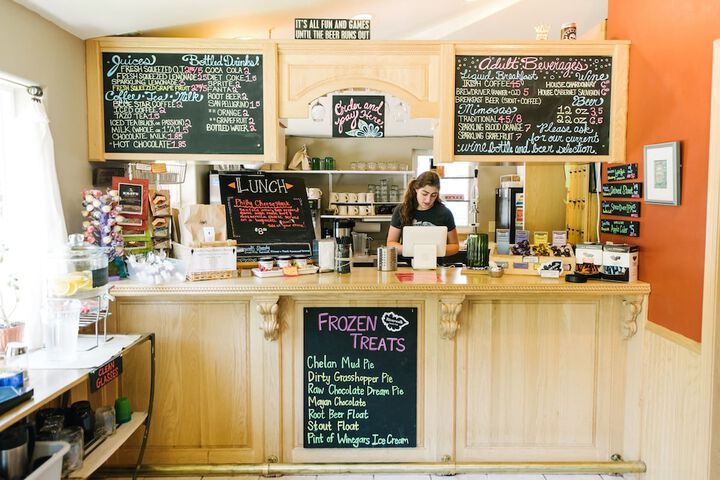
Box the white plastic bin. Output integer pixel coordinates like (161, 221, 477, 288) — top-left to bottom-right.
(26, 441, 70, 480)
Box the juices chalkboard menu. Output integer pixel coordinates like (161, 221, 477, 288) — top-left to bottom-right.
(454, 55, 612, 156)
(219, 171, 314, 259)
(102, 52, 263, 154)
(304, 307, 417, 448)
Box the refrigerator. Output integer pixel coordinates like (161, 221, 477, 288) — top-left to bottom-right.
(495, 186, 524, 244)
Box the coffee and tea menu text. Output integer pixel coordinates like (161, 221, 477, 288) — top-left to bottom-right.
(304, 307, 417, 448)
(102, 52, 263, 154)
(454, 55, 612, 156)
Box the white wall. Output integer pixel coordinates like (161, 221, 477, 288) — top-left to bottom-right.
(0, 0, 89, 234)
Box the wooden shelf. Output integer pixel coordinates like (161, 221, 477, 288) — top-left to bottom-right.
(68, 411, 148, 478)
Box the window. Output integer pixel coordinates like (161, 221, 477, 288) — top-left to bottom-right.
(413, 150, 475, 228)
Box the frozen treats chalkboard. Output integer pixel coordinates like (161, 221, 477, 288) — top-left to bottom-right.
(102, 52, 263, 154)
(304, 307, 417, 448)
(454, 55, 612, 156)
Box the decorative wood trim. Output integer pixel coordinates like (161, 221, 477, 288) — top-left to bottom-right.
(701, 39, 720, 480)
(621, 296, 643, 340)
(109, 273, 651, 298)
(439, 295, 465, 340)
(647, 321, 701, 354)
(256, 295, 281, 341)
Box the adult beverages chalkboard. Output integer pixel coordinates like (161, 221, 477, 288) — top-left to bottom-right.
(454, 55, 612, 155)
(219, 172, 314, 259)
(601, 219, 640, 237)
(102, 52, 263, 154)
(602, 182, 642, 198)
(607, 163, 638, 181)
(601, 201, 641, 218)
(304, 307, 417, 448)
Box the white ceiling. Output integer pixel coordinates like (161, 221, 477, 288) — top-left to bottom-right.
(12, 0, 607, 41)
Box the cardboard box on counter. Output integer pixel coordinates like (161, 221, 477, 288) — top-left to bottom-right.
(172, 241, 237, 281)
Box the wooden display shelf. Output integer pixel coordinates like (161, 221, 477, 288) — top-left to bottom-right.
(69, 411, 148, 478)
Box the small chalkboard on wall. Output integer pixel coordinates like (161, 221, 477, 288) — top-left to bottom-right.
(304, 307, 417, 448)
(332, 95, 385, 138)
(600, 219, 639, 237)
(219, 171, 315, 260)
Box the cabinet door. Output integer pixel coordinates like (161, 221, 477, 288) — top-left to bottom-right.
(455, 299, 621, 461)
(111, 299, 265, 464)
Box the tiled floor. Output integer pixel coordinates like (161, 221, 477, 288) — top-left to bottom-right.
(121, 475, 624, 480)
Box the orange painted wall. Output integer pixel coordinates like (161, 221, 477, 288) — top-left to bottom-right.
(605, 1, 720, 341)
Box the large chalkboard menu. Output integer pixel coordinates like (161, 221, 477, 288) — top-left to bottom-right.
(304, 307, 417, 448)
(219, 171, 314, 260)
(454, 55, 612, 156)
(102, 52, 263, 154)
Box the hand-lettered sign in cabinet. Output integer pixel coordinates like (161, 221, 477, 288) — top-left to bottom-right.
(101, 52, 263, 155)
(454, 55, 613, 157)
(220, 171, 315, 260)
(304, 307, 417, 448)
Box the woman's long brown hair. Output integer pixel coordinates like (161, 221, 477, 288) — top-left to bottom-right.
(398, 170, 442, 227)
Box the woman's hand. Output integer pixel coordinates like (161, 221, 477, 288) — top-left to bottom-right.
(386, 226, 402, 249)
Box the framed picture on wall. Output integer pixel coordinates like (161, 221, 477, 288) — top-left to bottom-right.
(644, 141, 681, 205)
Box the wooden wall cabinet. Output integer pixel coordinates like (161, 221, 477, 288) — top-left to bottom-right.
(86, 38, 629, 164)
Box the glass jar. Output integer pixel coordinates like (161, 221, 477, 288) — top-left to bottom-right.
(47, 234, 109, 297)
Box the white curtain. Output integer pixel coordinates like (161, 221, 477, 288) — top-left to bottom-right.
(3, 89, 67, 348)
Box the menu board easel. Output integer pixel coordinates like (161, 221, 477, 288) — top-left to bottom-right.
(219, 171, 315, 261)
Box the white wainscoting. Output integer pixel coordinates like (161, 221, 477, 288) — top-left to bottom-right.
(640, 322, 702, 479)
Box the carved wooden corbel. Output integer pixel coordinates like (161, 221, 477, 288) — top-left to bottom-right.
(622, 296, 643, 340)
(440, 296, 465, 340)
(256, 296, 281, 341)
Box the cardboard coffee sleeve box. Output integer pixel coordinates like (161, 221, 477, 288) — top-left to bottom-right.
(575, 243, 603, 278)
(601, 244, 639, 282)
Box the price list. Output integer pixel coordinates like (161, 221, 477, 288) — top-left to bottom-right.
(303, 307, 417, 449)
(102, 52, 263, 154)
(454, 55, 612, 155)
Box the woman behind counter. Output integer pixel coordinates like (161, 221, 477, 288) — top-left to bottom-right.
(386, 170, 460, 256)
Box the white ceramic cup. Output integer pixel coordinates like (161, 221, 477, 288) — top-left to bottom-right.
(347, 193, 358, 203)
(366, 192, 375, 203)
(357, 192, 367, 203)
(359, 206, 370, 216)
(307, 188, 322, 200)
(337, 192, 348, 203)
(338, 205, 348, 215)
(348, 206, 359, 216)
(330, 192, 340, 203)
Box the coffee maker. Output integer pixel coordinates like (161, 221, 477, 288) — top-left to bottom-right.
(333, 219, 355, 273)
(0, 422, 32, 480)
(306, 188, 323, 239)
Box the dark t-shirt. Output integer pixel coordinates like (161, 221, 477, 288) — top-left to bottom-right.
(390, 203, 456, 232)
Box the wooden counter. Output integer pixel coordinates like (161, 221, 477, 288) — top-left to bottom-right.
(107, 268, 649, 469)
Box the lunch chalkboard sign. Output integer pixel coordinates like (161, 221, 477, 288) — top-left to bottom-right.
(454, 55, 612, 156)
(304, 307, 417, 448)
(102, 52, 263, 154)
(219, 171, 314, 259)
(602, 182, 642, 198)
(601, 201, 641, 218)
(601, 219, 640, 237)
(606, 163, 638, 181)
